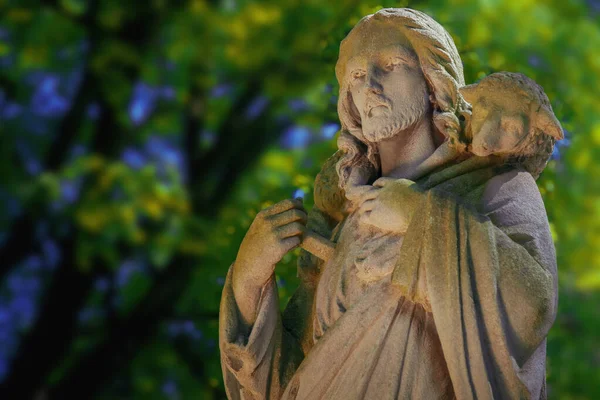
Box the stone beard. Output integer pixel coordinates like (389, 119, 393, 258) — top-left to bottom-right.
(356, 84, 430, 144)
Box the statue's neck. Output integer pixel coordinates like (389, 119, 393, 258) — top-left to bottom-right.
(377, 116, 438, 179)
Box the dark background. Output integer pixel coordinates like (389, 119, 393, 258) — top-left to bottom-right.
(0, 0, 598, 398)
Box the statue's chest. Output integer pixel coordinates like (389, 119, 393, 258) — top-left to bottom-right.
(314, 212, 404, 338)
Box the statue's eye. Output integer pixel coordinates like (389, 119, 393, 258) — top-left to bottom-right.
(385, 57, 405, 71)
(386, 61, 399, 70)
(351, 69, 366, 80)
(472, 108, 489, 122)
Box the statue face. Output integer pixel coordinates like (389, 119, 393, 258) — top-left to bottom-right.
(470, 107, 530, 156)
(463, 87, 531, 156)
(343, 21, 430, 143)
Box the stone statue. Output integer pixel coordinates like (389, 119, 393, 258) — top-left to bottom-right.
(219, 8, 560, 400)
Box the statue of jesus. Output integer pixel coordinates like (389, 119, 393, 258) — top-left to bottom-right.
(219, 8, 558, 400)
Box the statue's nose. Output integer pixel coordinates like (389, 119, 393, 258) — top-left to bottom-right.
(366, 65, 383, 94)
(366, 77, 383, 94)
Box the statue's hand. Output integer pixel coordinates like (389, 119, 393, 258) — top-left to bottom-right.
(234, 198, 307, 289)
(357, 178, 424, 234)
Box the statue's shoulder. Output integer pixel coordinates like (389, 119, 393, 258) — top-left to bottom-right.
(480, 166, 544, 216)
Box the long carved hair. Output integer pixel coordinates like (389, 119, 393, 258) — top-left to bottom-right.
(334, 8, 471, 192)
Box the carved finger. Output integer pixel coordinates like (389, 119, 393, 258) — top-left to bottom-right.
(269, 208, 308, 227)
(372, 177, 395, 188)
(350, 185, 374, 196)
(264, 198, 304, 216)
(345, 185, 372, 203)
(359, 199, 375, 212)
(282, 235, 302, 251)
(277, 222, 306, 238)
(357, 187, 379, 204)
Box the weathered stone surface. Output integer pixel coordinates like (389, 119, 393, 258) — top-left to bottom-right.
(220, 8, 559, 400)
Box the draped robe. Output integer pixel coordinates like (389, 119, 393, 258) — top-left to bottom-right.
(219, 155, 558, 400)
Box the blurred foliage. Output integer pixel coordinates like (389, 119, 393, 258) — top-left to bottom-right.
(0, 0, 598, 398)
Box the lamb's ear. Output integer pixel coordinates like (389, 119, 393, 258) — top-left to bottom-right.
(458, 84, 478, 103)
(536, 106, 564, 140)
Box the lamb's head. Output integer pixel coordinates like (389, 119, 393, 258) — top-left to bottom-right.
(460, 72, 563, 178)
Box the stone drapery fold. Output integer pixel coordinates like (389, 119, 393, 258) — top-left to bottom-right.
(219, 156, 557, 400)
(393, 167, 557, 399)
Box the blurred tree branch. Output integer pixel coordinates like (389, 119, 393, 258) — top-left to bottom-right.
(0, 103, 128, 398)
(189, 78, 277, 211)
(0, 238, 101, 398)
(39, 0, 97, 26)
(47, 253, 196, 398)
(0, 2, 177, 397)
(185, 74, 206, 185)
(46, 98, 286, 398)
(0, 0, 157, 280)
(172, 337, 227, 398)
